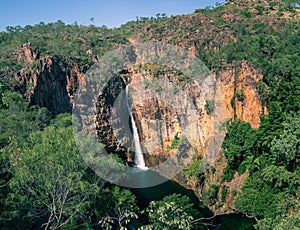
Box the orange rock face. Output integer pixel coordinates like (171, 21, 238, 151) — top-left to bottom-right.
(217, 61, 264, 129)
(102, 60, 264, 173)
(13, 43, 39, 64)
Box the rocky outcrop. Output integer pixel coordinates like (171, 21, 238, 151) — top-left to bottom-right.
(118, 60, 264, 165)
(28, 56, 72, 114)
(13, 43, 83, 115)
(217, 61, 265, 128)
(127, 70, 206, 166)
(192, 61, 265, 214)
(74, 56, 264, 170)
(94, 75, 129, 156)
(13, 43, 39, 64)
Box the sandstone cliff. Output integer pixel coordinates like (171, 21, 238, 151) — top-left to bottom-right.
(12, 40, 265, 215)
(117, 60, 264, 163)
(12, 43, 83, 115)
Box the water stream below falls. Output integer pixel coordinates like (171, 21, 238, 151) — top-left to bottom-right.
(125, 85, 148, 170)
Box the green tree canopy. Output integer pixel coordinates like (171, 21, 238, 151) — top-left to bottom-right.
(271, 112, 300, 172)
(140, 194, 199, 230)
(3, 117, 101, 229)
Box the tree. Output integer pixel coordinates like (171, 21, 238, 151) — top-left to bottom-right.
(140, 194, 198, 230)
(255, 200, 300, 230)
(3, 116, 101, 229)
(0, 92, 51, 149)
(271, 112, 300, 172)
(235, 166, 299, 220)
(222, 120, 257, 175)
(183, 158, 206, 184)
(98, 186, 138, 229)
(203, 184, 219, 205)
(0, 92, 52, 223)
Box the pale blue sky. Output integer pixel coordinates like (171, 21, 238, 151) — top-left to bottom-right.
(0, 0, 225, 31)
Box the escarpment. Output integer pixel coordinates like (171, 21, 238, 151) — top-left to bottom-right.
(115, 60, 264, 165)
(12, 43, 83, 115)
(10, 17, 265, 215)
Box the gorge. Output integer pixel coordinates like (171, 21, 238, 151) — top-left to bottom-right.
(1, 1, 299, 228)
(11, 41, 265, 213)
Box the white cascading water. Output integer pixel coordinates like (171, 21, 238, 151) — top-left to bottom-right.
(125, 85, 148, 170)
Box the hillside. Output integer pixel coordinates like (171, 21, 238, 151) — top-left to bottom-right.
(0, 0, 299, 229)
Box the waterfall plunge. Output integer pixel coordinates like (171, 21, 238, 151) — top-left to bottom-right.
(125, 85, 148, 170)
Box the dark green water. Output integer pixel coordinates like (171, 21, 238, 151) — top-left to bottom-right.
(127, 169, 256, 230)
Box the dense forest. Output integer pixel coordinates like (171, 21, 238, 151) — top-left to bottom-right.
(0, 0, 299, 229)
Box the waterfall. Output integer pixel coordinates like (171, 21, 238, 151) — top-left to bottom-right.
(125, 85, 148, 170)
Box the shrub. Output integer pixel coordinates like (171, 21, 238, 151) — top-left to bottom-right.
(221, 186, 228, 202)
(222, 167, 235, 182)
(222, 120, 257, 173)
(231, 189, 237, 196)
(166, 133, 180, 151)
(255, 5, 265, 15)
(242, 9, 252, 18)
(183, 158, 206, 184)
(210, 166, 216, 174)
(203, 184, 219, 201)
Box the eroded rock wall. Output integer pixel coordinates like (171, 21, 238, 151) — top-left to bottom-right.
(12, 43, 265, 215)
(13, 43, 83, 115)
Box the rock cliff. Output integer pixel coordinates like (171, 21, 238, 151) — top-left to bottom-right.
(12, 39, 265, 215)
(115, 60, 264, 165)
(12, 43, 83, 115)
